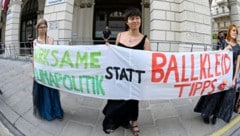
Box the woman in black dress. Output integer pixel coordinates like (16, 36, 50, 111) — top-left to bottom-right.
(102, 8, 150, 136)
(194, 24, 240, 124)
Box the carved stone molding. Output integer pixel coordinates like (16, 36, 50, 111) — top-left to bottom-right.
(143, 0, 150, 8)
(80, 0, 93, 8)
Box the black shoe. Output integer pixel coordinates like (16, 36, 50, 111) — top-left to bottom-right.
(121, 122, 130, 129)
(103, 118, 119, 134)
(202, 116, 210, 124)
(212, 116, 217, 125)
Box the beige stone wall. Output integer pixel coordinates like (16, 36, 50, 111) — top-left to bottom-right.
(44, 0, 74, 45)
(229, 0, 240, 42)
(150, 0, 212, 52)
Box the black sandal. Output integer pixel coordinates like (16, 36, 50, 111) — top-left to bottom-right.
(103, 128, 114, 134)
(131, 125, 140, 136)
(103, 124, 119, 134)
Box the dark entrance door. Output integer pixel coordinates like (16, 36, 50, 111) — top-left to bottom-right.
(93, 0, 141, 44)
(20, 0, 38, 55)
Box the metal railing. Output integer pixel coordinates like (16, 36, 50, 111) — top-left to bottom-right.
(0, 40, 216, 61)
(0, 42, 33, 61)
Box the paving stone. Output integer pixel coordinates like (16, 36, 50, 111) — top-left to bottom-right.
(60, 120, 94, 136)
(175, 105, 197, 120)
(36, 117, 68, 136)
(80, 97, 105, 110)
(63, 106, 99, 125)
(180, 116, 212, 136)
(22, 107, 68, 136)
(5, 91, 28, 107)
(15, 117, 41, 136)
(61, 93, 84, 110)
(0, 99, 20, 124)
(149, 100, 169, 104)
(150, 102, 178, 120)
(22, 108, 40, 127)
(0, 121, 13, 136)
(155, 117, 188, 136)
(12, 92, 32, 115)
(0, 77, 28, 99)
(139, 109, 154, 126)
(171, 98, 191, 108)
(139, 101, 150, 109)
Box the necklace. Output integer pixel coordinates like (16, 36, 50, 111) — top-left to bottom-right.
(129, 37, 138, 42)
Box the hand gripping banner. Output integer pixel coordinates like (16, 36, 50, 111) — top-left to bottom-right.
(33, 44, 233, 100)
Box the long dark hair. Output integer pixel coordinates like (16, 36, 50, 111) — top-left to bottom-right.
(124, 7, 141, 31)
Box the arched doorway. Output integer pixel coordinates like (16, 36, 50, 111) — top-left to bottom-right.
(20, 0, 38, 43)
(93, 0, 141, 44)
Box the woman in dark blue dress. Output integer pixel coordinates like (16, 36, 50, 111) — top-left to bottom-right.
(32, 18, 64, 121)
(194, 24, 240, 124)
(102, 8, 150, 136)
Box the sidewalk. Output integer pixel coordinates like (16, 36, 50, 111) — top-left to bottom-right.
(0, 121, 13, 136)
(0, 58, 239, 136)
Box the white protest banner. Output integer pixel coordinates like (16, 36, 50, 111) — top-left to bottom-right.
(33, 44, 233, 100)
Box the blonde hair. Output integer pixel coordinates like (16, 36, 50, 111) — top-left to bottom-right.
(36, 18, 48, 29)
(36, 18, 48, 42)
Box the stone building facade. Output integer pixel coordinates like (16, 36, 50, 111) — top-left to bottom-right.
(1, 0, 216, 54)
(211, 0, 240, 43)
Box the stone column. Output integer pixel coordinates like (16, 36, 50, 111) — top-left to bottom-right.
(44, 0, 74, 45)
(142, 0, 150, 37)
(178, 0, 211, 52)
(79, 0, 94, 42)
(229, 0, 240, 41)
(5, 0, 22, 55)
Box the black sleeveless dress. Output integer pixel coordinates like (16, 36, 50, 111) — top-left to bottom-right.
(102, 35, 147, 133)
(194, 44, 240, 123)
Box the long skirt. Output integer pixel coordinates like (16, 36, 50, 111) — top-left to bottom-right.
(194, 88, 236, 123)
(32, 80, 64, 121)
(102, 100, 139, 131)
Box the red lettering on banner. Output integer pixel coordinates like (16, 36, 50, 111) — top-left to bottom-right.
(151, 52, 232, 85)
(207, 54, 213, 78)
(175, 79, 217, 98)
(174, 83, 191, 97)
(207, 79, 217, 95)
(223, 54, 231, 75)
(201, 80, 211, 95)
(174, 79, 217, 98)
(181, 55, 189, 82)
(215, 53, 221, 76)
(200, 54, 208, 80)
(189, 82, 202, 96)
(152, 53, 166, 82)
(191, 54, 198, 81)
(163, 55, 179, 83)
